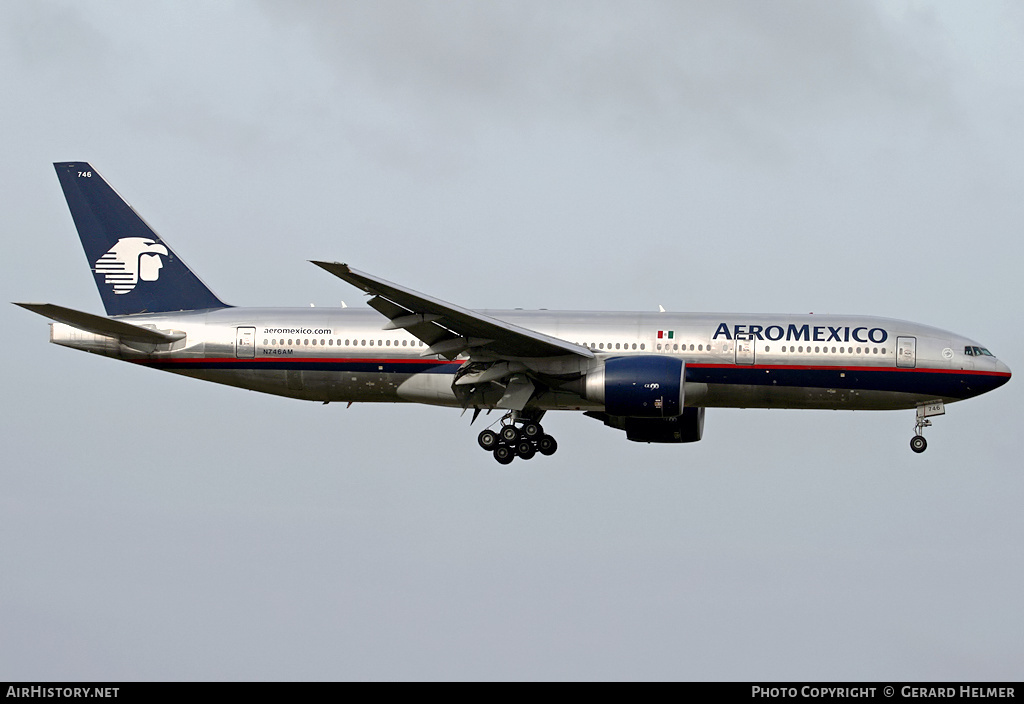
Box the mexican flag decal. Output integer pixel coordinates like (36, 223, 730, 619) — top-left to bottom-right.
(657, 330, 674, 339)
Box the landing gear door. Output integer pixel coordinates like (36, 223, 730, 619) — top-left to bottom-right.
(235, 326, 256, 359)
(735, 334, 755, 365)
(896, 336, 916, 369)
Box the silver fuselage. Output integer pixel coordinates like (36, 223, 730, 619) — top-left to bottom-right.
(49, 307, 1012, 412)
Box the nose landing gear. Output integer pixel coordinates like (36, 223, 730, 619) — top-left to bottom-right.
(910, 433, 928, 453)
(477, 412, 558, 464)
(910, 400, 945, 453)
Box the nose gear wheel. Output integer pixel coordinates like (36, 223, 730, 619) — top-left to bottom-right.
(910, 401, 943, 453)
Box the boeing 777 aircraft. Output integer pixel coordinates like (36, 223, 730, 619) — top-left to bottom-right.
(16, 162, 1012, 463)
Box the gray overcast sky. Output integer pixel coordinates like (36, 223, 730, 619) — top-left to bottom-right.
(1, 0, 1021, 680)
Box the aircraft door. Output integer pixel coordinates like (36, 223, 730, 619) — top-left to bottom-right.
(235, 326, 256, 359)
(896, 336, 916, 369)
(735, 334, 755, 365)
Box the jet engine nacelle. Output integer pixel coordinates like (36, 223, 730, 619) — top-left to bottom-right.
(621, 408, 705, 443)
(584, 355, 685, 418)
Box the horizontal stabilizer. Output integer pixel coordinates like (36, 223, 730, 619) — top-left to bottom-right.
(13, 303, 185, 344)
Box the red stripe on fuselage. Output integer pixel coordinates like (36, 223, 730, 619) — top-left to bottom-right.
(131, 357, 1010, 379)
(687, 363, 1010, 378)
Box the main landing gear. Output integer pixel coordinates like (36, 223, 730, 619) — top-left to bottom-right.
(477, 414, 558, 464)
(910, 400, 945, 454)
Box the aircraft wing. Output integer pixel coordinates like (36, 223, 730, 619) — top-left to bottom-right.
(311, 261, 594, 361)
(13, 303, 185, 344)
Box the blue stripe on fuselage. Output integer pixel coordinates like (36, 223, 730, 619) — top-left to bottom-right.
(134, 357, 1010, 401)
(686, 364, 1009, 401)
(135, 357, 460, 375)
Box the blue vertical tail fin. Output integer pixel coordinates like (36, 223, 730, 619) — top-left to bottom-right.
(54, 161, 230, 316)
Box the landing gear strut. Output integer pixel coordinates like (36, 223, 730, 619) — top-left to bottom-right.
(910, 401, 944, 454)
(477, 412, 558, 464)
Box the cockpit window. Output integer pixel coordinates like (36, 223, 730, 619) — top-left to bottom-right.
(965, 346, 994, 357)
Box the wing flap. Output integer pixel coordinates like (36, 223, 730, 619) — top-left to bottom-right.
(366, 295, 453, 350)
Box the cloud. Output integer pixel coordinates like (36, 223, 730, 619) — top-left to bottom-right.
(1, 1, 113, 77)
(257, 0, 954, 150)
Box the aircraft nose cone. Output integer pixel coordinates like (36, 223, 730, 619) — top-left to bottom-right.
(996, 359, 1012, 379)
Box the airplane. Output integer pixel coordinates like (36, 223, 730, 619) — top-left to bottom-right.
(15, 162, 1012, 463)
